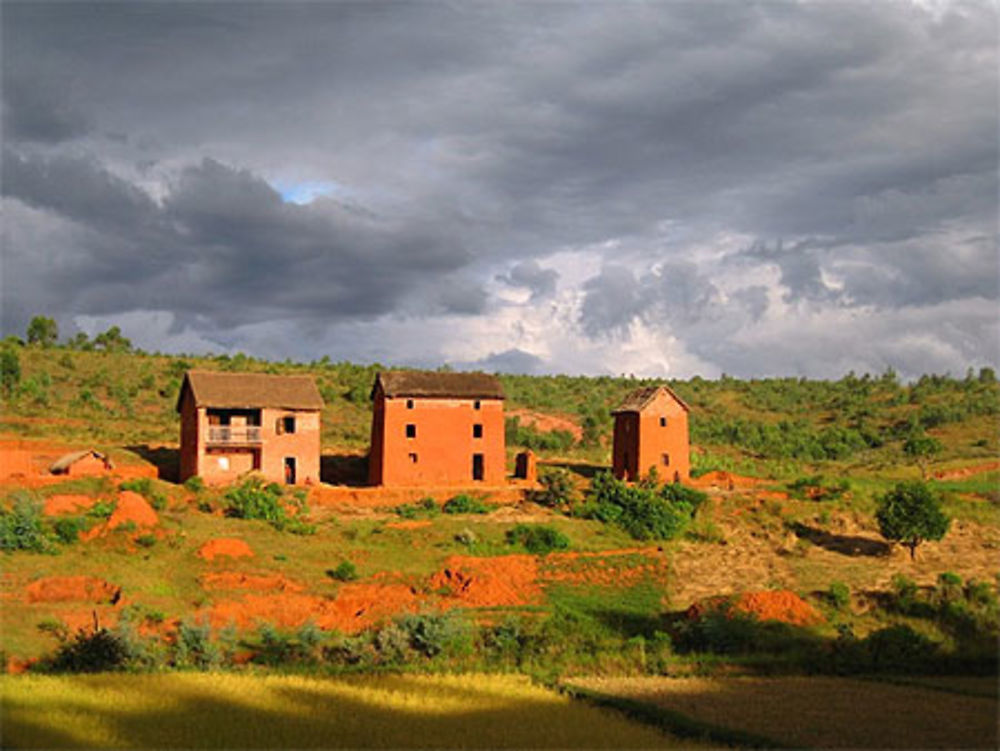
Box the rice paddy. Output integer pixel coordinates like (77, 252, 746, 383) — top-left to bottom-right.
(1, 672, 704, 749)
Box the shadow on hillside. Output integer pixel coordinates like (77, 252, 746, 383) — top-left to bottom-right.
(126, 445, 179, 483)
(789, 522, 891, 557)
(321, 453, 368, 486)
(545, 461, 607, 480)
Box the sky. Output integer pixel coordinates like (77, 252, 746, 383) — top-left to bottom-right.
(2, 1, 997, 380)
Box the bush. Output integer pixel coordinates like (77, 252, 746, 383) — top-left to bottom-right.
(184, 476, 205, 493)
(506, 524, 570, 554)
(46, 628, 131, 673)
(863, 625, 938, 671)
(828, 581, 851, 611)
(52, 516, 88, 545)
(326, 561, 358, 581)
(442, 494, 492, 514)
(394, 497, 439, 519)
(119, 478, 168, 511)
(172, 619, 221, 669)
(0, 497, 53, 553)
(578, 472, 701, 541)
(396, 613, 471, 658)
(223, 477, 308, 532)
(531, 468, 576, 508)
(253, 623, 322, 666)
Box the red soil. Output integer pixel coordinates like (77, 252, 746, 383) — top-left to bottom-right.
(205, 579, 419, 634)
(24, 576, 121, 604)
(106, 491, 159, 530)
(689, 471, 761, 491)
(6, 656, 38, 674)
(543, 549, 668, 588)
(42, 494, 99, 516)
(200, 572, 304, 592)
(687, 590, 823, 627)
(508, 409, 583, 441)
(431, 555, 542, 607)
(756, 490, 790, 502)
(933, 461, 1000, 481)
(384, 520, 433, 530)
(197, 538, 254, 561)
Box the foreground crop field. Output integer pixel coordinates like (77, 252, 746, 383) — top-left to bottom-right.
(1, 673, 702, 750)
(569, 675, 999, 749)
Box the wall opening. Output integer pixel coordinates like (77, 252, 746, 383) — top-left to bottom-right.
(660, 417, 667, 427)
(662, 453, 670, 466)
(406, 399, 414, 409)
(472, 453, 484, 481)
(282, 416, 296, 434)
(473, 423, 483, 438)
(406, 424, 416, 438)
(284, 457, 297, 484)
(408, 452, 418, 463)
(473, 400, 481, 410)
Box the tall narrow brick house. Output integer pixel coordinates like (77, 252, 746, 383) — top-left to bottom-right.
(177, 371, 323, 486)
(612, 385, 690, 483)
(368, 371, 506, 487)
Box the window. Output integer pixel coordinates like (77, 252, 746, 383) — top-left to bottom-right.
(473, 400, 481, 410)
(472, 453, 484, 481)
(406, 424, 416, 438)
(283, 416, 296, 434)
(218, 456, 230, 470)
(473, 424, 483, 438)
(662, 453, 670, 466)
(406, 399, 414, 409)
(408, 453, 418, 464)
(659, 417, 667, 427)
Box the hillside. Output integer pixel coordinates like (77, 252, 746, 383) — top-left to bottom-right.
(1, 344, 998, 683)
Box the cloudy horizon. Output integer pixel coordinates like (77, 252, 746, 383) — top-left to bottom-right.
(2, 1, 997, 380)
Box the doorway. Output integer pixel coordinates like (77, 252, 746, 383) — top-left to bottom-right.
(284, 457, 297, 485)
(472, 453, 484, 482)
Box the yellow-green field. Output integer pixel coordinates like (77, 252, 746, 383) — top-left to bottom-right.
(1, 672, 705, 749)
(568, 675, 999, 749)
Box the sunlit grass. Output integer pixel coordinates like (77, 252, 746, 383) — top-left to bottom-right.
(1, 672, 699, 749)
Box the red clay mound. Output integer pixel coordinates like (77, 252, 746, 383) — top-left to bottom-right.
(106, 491, 159, 530)
(687, 590, 823, 627)
(542, 548, 667, 587)
(200, 572, 304, 593)
(689, 471, 761, 490)
(205, 580, 419, 634)
(43, 494, 99, 517)
(198, 538, 254, 561)
(25, 576, 121, 604)
(933, 461, 1000, 481)
(431, 555, 541, 607)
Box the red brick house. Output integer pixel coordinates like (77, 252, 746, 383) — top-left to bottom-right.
(177, 371, 323, 486)
(368, 371, 506, 487)
(612, 385, 690, 483)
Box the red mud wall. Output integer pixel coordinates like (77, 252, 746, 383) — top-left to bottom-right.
(612, 413, 640, 481)
(370, 395, 506, 486)
(613, 391, 690, 483)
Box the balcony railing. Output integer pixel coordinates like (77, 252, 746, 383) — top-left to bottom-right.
(207, 426, 262, 444)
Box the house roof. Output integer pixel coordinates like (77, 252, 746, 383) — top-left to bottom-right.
(176, 370, 324, 412)
(611, 385, 690, 414)
(372, 370, 505, 400)
(49, 450, 113, 473)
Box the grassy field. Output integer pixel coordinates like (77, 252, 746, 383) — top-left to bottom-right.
(568, 675, 999, 749)
(0, 673, 705, 749)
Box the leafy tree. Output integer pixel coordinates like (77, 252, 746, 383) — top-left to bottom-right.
(0, 347, 20, 396)
(875, 482, 951, 560)
(26, 316, 58, 347)
(67, 332, 93, 351)
(92, 325, 132, 353)
(902, 431, 942, 478)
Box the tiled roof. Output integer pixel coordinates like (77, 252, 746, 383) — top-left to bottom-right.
(177, 370, 324, 411)
(373, 370, 505, 400)
(611, 385, 690, 414)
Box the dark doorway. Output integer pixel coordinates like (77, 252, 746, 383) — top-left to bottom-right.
(472, 453, 484, 481)
(284, 457, 297, 485)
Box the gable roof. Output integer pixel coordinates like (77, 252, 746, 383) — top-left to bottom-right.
(176, 370, 324, 412)
(372, 370, 505, 400)
(611, 385, 690, 414)
(50, 450, 113, 474)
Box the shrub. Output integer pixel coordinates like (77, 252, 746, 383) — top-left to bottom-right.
(253, 623, 321, 666)
(442, 494, 492, 514)
(578, 472, 700, 541)
(119, 478, 168, 511)
(0, 347, 20, 396)
(172, 619, 221, 669)
(135, 534, 157, 548)
(184, 476, 205, 493)
(0, 497, 53, 553)
(876, 481, 951, 560)
(394, 497, 439, 519)
(52, 516, 88, 545)
(863, 625, 938, 671)
(455, 528, 477, 547)
(46, 628, 131, 673)
(223, 477, 305, 532)
(531, 468, 576, 508)
(506, 524, 570, 554)
(396, 613, 471, 658)
(326, 561, 358, 582)
(828, 581, 851, 611)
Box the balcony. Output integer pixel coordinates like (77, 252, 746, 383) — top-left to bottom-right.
(207, 426, 262, 445)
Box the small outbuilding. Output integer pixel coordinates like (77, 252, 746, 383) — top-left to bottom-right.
(368, 370, 506, 487)
(611, 385, 690, 483)
(49, 450, 114, 476)
(176, 370, 323, 486)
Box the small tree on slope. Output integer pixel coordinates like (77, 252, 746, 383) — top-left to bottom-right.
(876, 481, 951, 560)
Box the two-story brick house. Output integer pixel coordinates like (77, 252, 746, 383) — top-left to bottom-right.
(612, 385, 690, 483)
(177, 370, 323, 486)
(368, 371, 506, 487)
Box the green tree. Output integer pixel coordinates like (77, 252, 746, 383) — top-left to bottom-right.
(93, 325, 132, 353)
(876, 481, 951, 560)
(26, 316, 58, 347)
(0, 347, 20, 397)
(902, 431, 942, 479)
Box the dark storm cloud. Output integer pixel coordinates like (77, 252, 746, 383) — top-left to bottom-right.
(1, 1, 996, 375)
